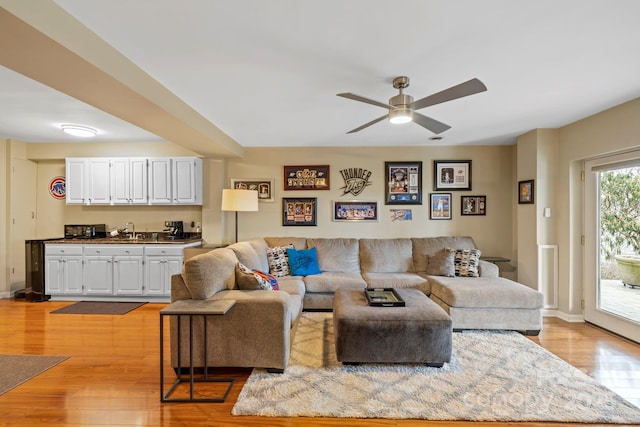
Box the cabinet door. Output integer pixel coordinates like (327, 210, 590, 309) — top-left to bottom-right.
(64, 256, 84, 294)
(148, 158, 172, 204)
(114, 256, 144, 295)
(144, 257, 166, 295)
(65, 159, 86, 204)
(172, 158, 202, 205)
(87, 158, 111, 204)
(129, 158, 148, 204)
(45, 256, 63, 293)
(165, 257, 183, 295)
(84, 256, 113, 295)
(110, 158, 130, 204)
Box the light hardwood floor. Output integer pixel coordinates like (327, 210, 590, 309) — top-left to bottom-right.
(0, 298, 639, 427)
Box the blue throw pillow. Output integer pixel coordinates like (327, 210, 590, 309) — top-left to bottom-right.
(286, 247, 321, 276)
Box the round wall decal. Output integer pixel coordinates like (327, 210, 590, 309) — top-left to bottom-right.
(49, 176, 66, 199)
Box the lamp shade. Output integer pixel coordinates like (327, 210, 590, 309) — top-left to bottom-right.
(221, 189, 259, 212)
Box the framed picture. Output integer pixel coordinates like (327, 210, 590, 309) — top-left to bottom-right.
(333, 200, 378, 222)
(282, 197, 317, 226)
(283, 165, 330, 190)
(230, 178, 275, 202)
(461, 195, 486, 216)
(518, 179, 534, 204)
(384, 161, 422, 205)
(429, 193, 452, 220)
(433, 160, 472, 191)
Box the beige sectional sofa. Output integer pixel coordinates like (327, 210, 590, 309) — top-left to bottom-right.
(171, 235, 543, 372)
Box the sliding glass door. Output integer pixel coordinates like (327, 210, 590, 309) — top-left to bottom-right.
(584, 151, 640, 343)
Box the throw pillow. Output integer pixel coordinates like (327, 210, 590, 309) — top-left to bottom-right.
(235, 262, 278, 290)
(286, 247, 321, 276)
(426, 248, 455, 277)
(451, 248, 482, 277)
(266, 244, 294, 277)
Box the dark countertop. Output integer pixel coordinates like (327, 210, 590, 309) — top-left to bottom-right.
(45, 237, 203, 245)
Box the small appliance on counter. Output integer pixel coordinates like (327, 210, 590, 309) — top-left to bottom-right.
(64, 224, 107, 240)
(164, 220, 185, 240)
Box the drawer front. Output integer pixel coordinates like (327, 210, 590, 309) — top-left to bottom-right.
(45, 245, 83, 256)
(84, 245, 144, 256)
(145, 246, 184, 256)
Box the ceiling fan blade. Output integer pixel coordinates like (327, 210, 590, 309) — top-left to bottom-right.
(337, 93, 395, 110)
(346, 114, 388, 134)
(411, 78, 487, 111)
(413, 112, 451, 134)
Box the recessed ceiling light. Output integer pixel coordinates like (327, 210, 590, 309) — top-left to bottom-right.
(61, 124, 97, 137)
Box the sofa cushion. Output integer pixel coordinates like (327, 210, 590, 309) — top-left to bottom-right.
(412, 236, 477, 272)
(247, 238, 270, 272)
(362, 272, 430, 294)
(429, 276, 544, 309)
(266, 244, 294, 277)
(452, 248, 481, 277)
(426, 248, 455, 277)
(307, 238, 360, 273)
(303, 272, 367, 293)
(264, 236, 307, 250)
(182, 248, 237, 299)
(228, 240, 267, 272)
(287, 247, 321, 276)
(360, 238, 414, 273)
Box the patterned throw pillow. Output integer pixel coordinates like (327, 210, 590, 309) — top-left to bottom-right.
(286, 247, 321, 276)
(235, 262, 278, 290)
(266, 244, 294, 277)
(426, 248, 455, 277)
(451, 248, 481, 277)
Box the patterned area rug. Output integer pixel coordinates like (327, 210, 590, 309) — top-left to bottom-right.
(233, 312, 640, 423)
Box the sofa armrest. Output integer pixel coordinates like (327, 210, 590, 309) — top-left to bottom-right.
(478, 260, 499, 277)
(171, 274, 192, 302)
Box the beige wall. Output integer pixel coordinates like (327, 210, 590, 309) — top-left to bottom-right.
(0, 140, 8, 295)
(224, 145, 516, 264)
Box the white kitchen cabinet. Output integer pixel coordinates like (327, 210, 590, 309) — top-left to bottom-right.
(144, 246, 184, 295)
(84, 246, 144, 296)
(45, 245, 84, 295)
(110, 158, 148, 205)
(67, 156, 201, 206)
(172, 157, 203, 205)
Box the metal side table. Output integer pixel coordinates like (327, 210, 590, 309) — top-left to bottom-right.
(160, 299, 236, 402)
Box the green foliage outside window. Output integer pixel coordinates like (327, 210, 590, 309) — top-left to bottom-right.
(600, 167, 640, 261)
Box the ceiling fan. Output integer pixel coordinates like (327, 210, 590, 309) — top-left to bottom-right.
(337, 76, 487, 134)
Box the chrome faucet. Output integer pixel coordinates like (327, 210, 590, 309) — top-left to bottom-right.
(124, 222, 136, 239)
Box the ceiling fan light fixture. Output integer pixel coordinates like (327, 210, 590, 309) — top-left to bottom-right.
(61, 124, 97, 137)
(389, 108, 413, 124)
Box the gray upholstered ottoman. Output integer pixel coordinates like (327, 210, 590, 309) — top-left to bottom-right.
(333, 288, 452, 367)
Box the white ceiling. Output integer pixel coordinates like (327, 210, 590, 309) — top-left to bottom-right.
(1, 0, 640, 154)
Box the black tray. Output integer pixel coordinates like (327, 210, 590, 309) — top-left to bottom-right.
(365, 288, 405, 307)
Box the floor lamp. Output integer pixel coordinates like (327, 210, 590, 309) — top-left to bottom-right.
(221, 189, 259, 243)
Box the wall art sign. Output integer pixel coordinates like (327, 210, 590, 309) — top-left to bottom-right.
(49, 176, 66, 199)
(282, 197, 317, 226)
(284, 165, 330, 190)
(339, 167, 372, 196)
(333, 200, 378, 222)
(433, 160, 472, 191)
(230, 178, 275, 202)
(429, 193, 452, 220)
(390, 209, 412, 221)
(518, 179, 534, 204)
(384, 161, 422, 205)
(461, 195, 486, 215)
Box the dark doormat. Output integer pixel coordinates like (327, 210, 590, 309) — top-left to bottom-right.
(50, 301, 147, 315)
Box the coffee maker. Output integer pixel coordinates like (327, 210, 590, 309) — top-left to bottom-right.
(164, 220, 185, 240)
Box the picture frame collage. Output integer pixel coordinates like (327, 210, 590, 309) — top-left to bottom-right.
(231, 159, 499, 226)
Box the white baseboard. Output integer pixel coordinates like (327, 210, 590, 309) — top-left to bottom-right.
(0, 291, 15, 299)
(543, 309, 584, 322)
